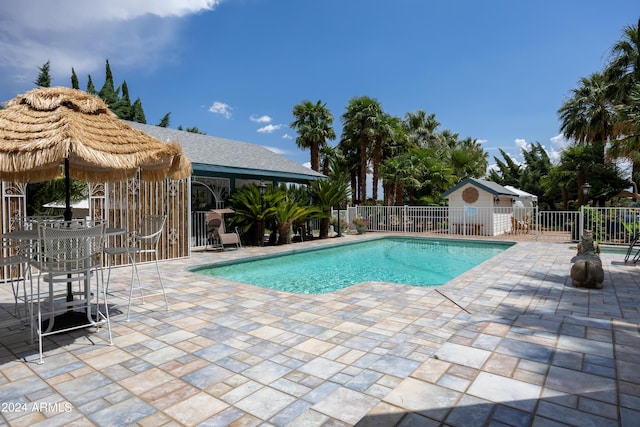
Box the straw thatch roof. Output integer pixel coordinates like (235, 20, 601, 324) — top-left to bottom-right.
(0, 86, 191, 183)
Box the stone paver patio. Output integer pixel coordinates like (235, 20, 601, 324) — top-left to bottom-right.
(1, 234, 639, 426)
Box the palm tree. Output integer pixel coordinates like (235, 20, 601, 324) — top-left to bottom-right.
(558, 72, 616, 163)
(404, 110, 440, 148)
(558, 72, 617, 201)
(229, 185, 285, 246)
(611, 83, 640, 168)
(605, 18, 640, 104)
(323, 146, 351, 185)
(273, 199, 321, 245)
(371, 113, 403, 203)
(447, 137, 488, 180)
(309, 179, 350, 238)
(380, 157, 407, 206)
(340, 96, 383, 204)
(290, 100, 336, 172)
(549, 143, 626, 207)
(605, 19, 640, 182)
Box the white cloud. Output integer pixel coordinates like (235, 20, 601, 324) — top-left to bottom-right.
(257, 124, 283, 134)
(208, 101, 232, 119)
(250, 115, 272, 123)
(514, 138, 530, 152)
(548, 134, 570, 163)
(0, 1, 221, 83)
(282, 133, 294, 140)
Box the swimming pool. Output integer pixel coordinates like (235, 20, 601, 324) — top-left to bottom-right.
(192, 237, 513, 294)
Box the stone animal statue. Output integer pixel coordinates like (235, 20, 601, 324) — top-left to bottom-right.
(570, 230, 604, 289)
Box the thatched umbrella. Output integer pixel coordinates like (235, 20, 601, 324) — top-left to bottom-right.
(0, 86, 191, 220)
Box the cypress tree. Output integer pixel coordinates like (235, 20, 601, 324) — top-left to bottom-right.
(98, 59, 118, 108)
(112, 80, 132, 120)
(71, 67, 79, 89)
(158, 113, 171, 127)
(87, 75, 96, 94)
(131, 98, 146, 124)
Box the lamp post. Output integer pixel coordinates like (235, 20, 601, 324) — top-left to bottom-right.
(581, 182, 592, 206)
(336, 204, 342, 237)
(258, 180, 267, 246)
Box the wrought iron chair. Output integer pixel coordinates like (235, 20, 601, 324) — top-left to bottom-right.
(0, 239, 32, 321)
(31, 222, 111, 364)
(104, 214, 169, 320)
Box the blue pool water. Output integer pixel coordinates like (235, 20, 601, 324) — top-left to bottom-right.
(193, 237, 513, 294)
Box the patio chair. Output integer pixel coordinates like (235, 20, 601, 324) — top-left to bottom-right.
(511, 216, 527, 234)
(205, 211, 223, 250)
(218, 224, 242, 250)
(205, 211, 241, 251)
(31, 222, 111, 364)
(624, 231, 640, 263)
(104, 214, 169, 320)
(0, 239, 32, 321)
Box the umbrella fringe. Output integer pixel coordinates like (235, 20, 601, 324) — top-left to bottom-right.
(0, 87, 192, 184)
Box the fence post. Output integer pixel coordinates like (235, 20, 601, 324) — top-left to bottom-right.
(403, 205, 407, 233)
(578, 205, 584, 240)
(535, 205, 539, 241)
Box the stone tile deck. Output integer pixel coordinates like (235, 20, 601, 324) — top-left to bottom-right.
(1, 234, 639, 426)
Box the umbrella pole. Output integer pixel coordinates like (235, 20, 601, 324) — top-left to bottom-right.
(64, 159, 73, 222)
(63, 158, 74, 306)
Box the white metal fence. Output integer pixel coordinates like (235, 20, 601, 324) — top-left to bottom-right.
(191, 205, 640, 248)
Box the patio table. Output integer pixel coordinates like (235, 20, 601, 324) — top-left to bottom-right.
(3, 226, 125, 303)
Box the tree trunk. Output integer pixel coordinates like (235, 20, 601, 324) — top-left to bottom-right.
(350, 171, 358, 204)
(319, 217, 330, 239)
(359, 134, 367, 204)
(310, 143, 320, 172)
(577, 166, 586, 206)
(277, 221, 292, 245)
(395, 182, 404, 206)
(383, 182, 393, 206)
(372, 162, 379, 203)
(252, 221, 262, 246)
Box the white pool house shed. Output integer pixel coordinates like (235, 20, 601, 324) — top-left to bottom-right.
(442, 178, 536, 236)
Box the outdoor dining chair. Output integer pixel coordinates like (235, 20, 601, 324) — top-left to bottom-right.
(31, 222, 111, 364)
(104, 214, 169, 320)
(0, 239, 32, 321)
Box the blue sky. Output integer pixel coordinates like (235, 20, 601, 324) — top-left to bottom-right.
(0, 1, 638, 169)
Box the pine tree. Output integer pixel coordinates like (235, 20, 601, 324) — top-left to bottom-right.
(71, 67, 79, 89)
(158, 113, 171, 127)
(34, 60, 52, 87)
(487, 149, 522, 185)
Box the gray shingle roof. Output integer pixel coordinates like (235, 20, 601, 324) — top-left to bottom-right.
(126, 121, 325, 182)
(442, 178, 519, 198)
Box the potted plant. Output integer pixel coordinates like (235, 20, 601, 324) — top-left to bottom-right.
(352, 216, 370, 234)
